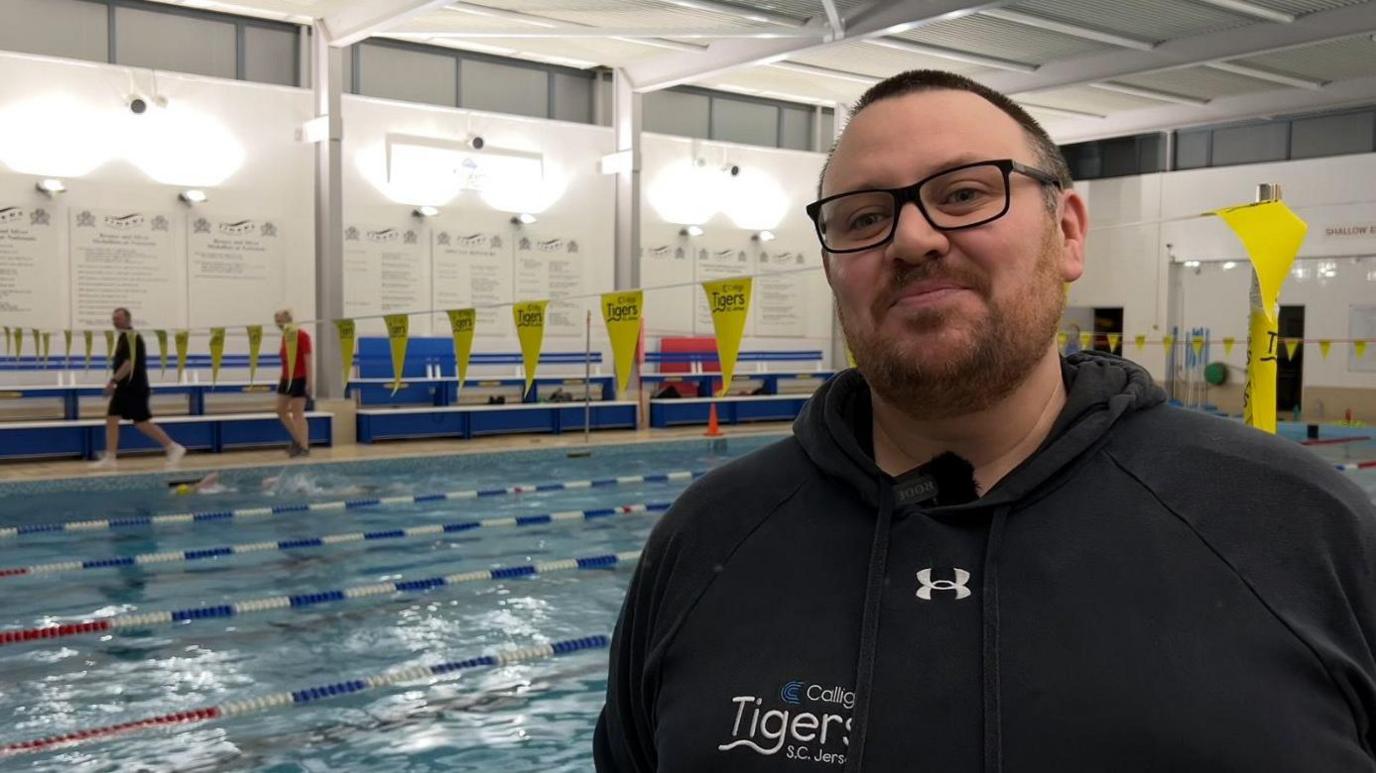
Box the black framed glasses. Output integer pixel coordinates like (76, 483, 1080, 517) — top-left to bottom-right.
(805, 159, 1063, 254)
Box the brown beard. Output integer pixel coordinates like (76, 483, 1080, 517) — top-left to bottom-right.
(839, 228, 1065, 421)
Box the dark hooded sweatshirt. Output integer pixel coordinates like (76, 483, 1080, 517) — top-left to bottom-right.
(595, 352, 1376, 772)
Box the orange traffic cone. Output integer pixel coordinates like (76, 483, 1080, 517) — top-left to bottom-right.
(704, 402, 723, 437)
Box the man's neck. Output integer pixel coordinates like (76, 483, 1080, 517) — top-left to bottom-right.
(870, 346, 1067, 494)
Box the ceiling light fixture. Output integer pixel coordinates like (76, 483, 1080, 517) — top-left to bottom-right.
(35, 178, 65, 197)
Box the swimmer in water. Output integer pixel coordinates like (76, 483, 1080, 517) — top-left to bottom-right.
(259, 471, 382, 498)
(167, 471, 227, 496)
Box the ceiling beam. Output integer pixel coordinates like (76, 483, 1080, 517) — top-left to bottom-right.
(769, 61, 879, 85)
(661, 0, 804, 26)
(979, 2, 1376, 95)
(1088, 81, 1210, 106)
(1192, 0, 1295, 24)
(441, 1, 706, 52)
(1048, 73, 1376, 143)
(321, 0, 455, 47)
(621, 0, 1011, 92)
(863, 36, 1038, 72)
(980, 9, 1157, 51)
(821, 0, 845, 36)
(387, 27, 820, 39)
(1204, 61, 1325, 89)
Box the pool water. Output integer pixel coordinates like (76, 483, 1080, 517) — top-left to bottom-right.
(0, 436, 780, 772)
(1, 422, 1372, 772)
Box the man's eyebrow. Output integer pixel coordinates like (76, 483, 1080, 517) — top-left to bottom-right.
(825, 153, 1001, 195)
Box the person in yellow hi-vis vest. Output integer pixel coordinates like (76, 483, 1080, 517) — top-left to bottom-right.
(92, 307, 186, 469)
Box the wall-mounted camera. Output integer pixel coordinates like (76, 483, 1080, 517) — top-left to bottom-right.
(468, 136, 485, 150)
(128, 96, 147, 115)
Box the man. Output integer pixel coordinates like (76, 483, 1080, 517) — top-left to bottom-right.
(274, 308, 313, 457)
(596, 70, 1376, 771)
(93, 307, 185, 468)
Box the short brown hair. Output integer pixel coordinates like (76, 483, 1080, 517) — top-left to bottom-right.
(820, 69, 1072, 206)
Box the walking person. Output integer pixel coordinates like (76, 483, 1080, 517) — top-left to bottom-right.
(92, 307, 185, 469)
(274, 309, 313, 457)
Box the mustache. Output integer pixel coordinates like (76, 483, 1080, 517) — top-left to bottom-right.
(878, 263, 991, 310)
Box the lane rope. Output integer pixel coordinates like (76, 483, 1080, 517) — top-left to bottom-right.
(1, 469, 704, 540)
(0, 633, 609, 756)
(1300, 435, 1370, 446)
(3, 502, 671, 579)
(1335, 459, 1376, 472)
(0, 550, 640, 647)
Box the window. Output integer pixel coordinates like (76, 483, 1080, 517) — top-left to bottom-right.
(461, 59, 548, 118)
(114, 5, 236, 79)
(644, 90, 710, 138)
(711, 97, 777, 147)
(779, 106, 813, 151)
(552, 71, 592, 124)
(358, 43, 456, 107)
(0, 0, 108, 63)
(1291, 111, 1374, 160)
(1174, 130, 1211, 170)
(1211, 122, 1290, 167)
(243, 25, 297, 87)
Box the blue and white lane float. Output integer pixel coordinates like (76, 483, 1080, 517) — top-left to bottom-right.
(0, 634, 609, 755)
(0, 469, 704, 540)
(1, 502, 671, 579)
(0, 550, 640, 647)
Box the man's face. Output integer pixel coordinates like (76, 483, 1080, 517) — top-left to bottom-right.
(111, 309, 129, 330)
(820, 89, 1086, 419)
(274, 312, 288, 328)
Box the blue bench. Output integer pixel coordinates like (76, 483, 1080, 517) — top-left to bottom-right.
(641, 350, 832, 398)
(0, 411, 332, 461)
(1, 353, 293, 419)
(348, 375, 615, 407)
(351, 338, 610, 406)
(356, 402, 637, 442)
(649, 396, 811, 428)
(0, 380, 300, 420)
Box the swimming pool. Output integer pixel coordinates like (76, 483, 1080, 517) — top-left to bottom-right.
(0, 435, 779, 771)
(1, 423, 1373, 771)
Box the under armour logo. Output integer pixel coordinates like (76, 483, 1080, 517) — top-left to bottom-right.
(916, 568, 972, 601)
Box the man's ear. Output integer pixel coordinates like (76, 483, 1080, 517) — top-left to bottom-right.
(1057, 188, 1088, 283)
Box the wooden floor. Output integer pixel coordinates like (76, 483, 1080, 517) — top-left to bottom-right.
(0, 423, 794, 483)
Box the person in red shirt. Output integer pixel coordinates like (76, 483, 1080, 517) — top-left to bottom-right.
(274, 308, 313, 457)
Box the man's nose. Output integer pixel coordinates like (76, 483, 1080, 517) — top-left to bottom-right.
(885, 201, 949, 266)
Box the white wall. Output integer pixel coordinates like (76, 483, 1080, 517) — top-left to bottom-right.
(340, 95, 616, 365)
(0, 51, 315, 361)
(639, 133, 832, 365)
(1075, 151, 1376, 390)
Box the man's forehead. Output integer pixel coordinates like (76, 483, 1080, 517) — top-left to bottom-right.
(824, 90, 1031, 194)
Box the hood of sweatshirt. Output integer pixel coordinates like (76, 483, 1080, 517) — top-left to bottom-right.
(793, 350, 1167, 509)
(790, 351, 1167, 772)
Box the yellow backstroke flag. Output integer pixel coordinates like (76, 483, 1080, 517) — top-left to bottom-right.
(702, 277, 752, 397)
(513, 301, 549, 399)
(447, 309, 476, 395)
(1215, 200, 1306, 434)
(335, 320, 356, 389)
(175, 331, 189, 382)
(600, 291, 643, 397)
(208, 328, 226, 384)
(246, 325, 264, 384)
(383, 314, 410, 396)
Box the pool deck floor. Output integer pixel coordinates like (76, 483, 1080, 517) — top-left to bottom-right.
(0, 423, 794, 483)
